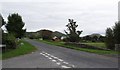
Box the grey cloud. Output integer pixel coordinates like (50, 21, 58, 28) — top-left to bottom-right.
(1, 0, 118, 36)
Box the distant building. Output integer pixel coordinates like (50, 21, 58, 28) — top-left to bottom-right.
(52, 36, 60, 41)
(61, 36, 66, 40)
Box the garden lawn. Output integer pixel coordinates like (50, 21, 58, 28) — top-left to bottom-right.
(2, 40, 37, 60)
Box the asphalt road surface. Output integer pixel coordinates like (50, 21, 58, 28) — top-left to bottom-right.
(2, 39, 118, 68)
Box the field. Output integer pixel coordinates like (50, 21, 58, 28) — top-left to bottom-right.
(82, 42, 106, 48)
(37, 40, 118, 55)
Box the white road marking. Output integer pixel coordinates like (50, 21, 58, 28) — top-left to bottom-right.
(48, 57, 52, 59)
(45, 55, 49, 58)
(49, 55, 59, 60)
(58, 59, 63, 62)
(40, 53, 44, 55)
(40, 53, 42, 54)
(52, 56, 55, 58)
(53, 56, 58, 59)
(40, 51, 75, 68)
(56, 62, 61, 65)
(72, 65, 75, 67)
(42, 53, 45, 55)
(45, 53, 48, 55)
(63, 62, 69, 64)
(47, 54, 50, 55)
(52, 60, 57, 62)
(61, 65, 71, 68)
(50, 55, 54, 58)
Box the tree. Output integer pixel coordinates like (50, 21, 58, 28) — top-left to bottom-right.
(64, 19, 82, 42)
(105, 28, 115, 50)
(0, 14, 6, 44)
(0, 14, 6, 35)
(0, 14, 6, 26)
(0, 14, 17, 50)
(83, 35, 91, 41)
(92, 35, 98, 42)
(99, 36, 105, 42)
(41, 29, 53, 40)
(113, 21, 120, 44)
(5, 13, 26, 38)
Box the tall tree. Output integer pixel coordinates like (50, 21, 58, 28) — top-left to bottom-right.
(65, 19, 82, 42)
(105, 28, 115, 50)
(0, 15, 3, 44)
(84, 35, 91, 41)
(99, 36, 105, 42)
(92, 35, 98, 42)
(0, 14, 6, 44)
(0, 14, 6, 26)
(113, 21, 120, 44)
(6, 13, 26, 38)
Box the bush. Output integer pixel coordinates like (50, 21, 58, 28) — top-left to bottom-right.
(62, 38, 69, 42)
(4, 33, 17, 49)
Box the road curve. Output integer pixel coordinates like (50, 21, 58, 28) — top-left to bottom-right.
(3, 39, 118, 68)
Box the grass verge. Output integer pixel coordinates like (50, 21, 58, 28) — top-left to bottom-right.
(37, 40, 118, 55)
(2, 40, 37, 60)
(82, 42, 106, 48)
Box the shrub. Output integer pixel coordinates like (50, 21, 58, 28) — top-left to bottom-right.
(5, 33, 17, 49)
(62, 38, 69, 42)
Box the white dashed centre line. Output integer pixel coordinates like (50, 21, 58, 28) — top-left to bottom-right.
(52, 60, 57, 62)
(58, 59, 63, 62)
(63, 62, 69, 64)
(45, 55, 49, 58)
(56, 62, 61, 65)
(53, 56, 57, 58)
(48, 57, 52, 59)
(72, 65, 75, 67)
(40, 51, 75, 68)
(47, 54, 50, 55)
(61, 65, 71, 68)
(42, 54, 45, 56)
(40, 53, 42, 54)
(50, 55, 54, 58)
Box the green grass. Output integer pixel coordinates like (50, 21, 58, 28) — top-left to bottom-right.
(37, 40, 118, 55)
(61, 45, 117, 54)
(82, 42, 106, 48)
(37, 40, 65, 46)
(2, 40, 37, 60)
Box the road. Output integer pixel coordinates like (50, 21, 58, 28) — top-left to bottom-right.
(2, 39, 118, 68)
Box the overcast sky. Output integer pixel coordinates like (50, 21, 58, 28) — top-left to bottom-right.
(0, 0, 119, 36)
